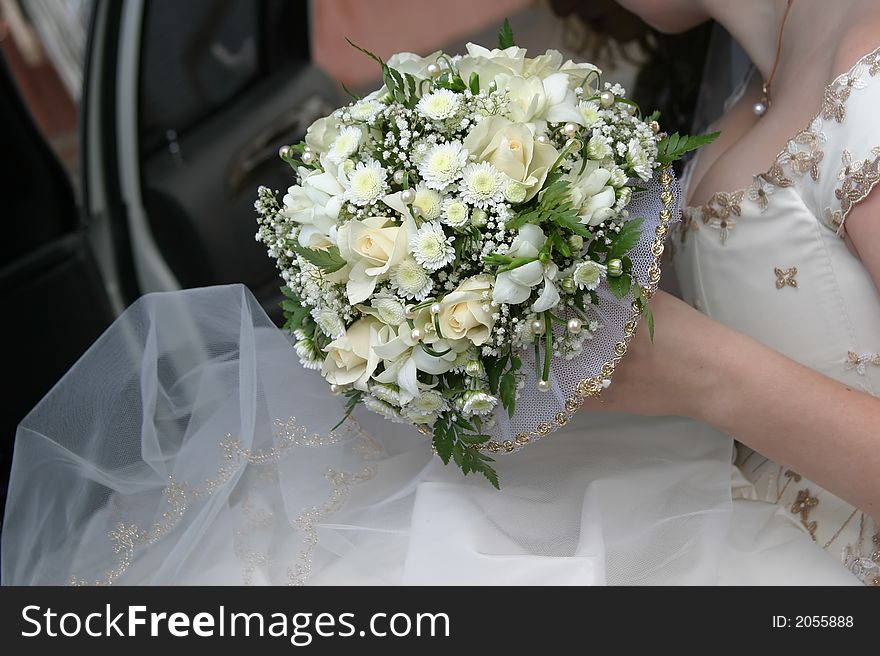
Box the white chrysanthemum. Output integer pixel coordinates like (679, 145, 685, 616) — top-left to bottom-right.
(573, 259, 607, 291)
(327, 126, 362, 164)
(461, 390, 497, 416)
(459, 162, 506, 207)
(350, 99, 383, 122)
(578, 100, 601, 127)
(609, 165, 628, 188)
(390, 258, 434, 300)
(371, 296, 407, 325)
(441, 198, 470, 227)
(416, 89, 461, 121)
(345, 160, 388, 205)
(370, 382, 401, 406)
(311, 307, 346, 339)
(626, 138, 652, 180)
(413, 186, 443, 220)
(411, 221, 455, 271)
(407, 389, 447, 415)
(587, 134, 612, 160)
(363, 395, 404, 422)
(418, 141, 468, 190)
(294, 337, 322, 370)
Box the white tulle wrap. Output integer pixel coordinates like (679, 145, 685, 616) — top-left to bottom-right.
(2, 175, 738, 585)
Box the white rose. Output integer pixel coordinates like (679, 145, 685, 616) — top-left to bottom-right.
(436, 275, 496, 346)
(563, 162, 617, 226)
(386, 50, 442, 78)
(305, 116, 341, 153)
(492, 224, 560, 312)
(372, 308, 462, 403)
(521, 49, 564, 79)
(501, 72, 584, 128)
(321, 317, 383, 390)
(283, 167, 344, 248)
(337, 216, 408, 304)
(463, 116, 558, 202)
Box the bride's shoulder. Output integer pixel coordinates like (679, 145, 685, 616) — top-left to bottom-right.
(796, 23, 880, 236)
(832, 15, 880, 80)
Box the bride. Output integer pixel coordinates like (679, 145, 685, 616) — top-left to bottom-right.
(3, 0, 878, 585)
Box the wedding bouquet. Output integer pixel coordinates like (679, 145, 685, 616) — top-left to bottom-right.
(255, 21, 715, 486)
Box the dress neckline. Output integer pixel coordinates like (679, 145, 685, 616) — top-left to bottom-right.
(683, 44, 880, 212)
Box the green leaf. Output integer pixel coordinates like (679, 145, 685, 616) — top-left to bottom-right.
(469, 72, 480, 95)
(432, 419, 455, 465)
(633, 285, 655, 342)
(497, 18, 515, 49)
(607, 273, 632, 299)
(646, 110, 661, 122)
(500, 372, 517, 417)
(609, 217, 645, 260)
(331, 390, 364, 431)
(657, 131, 720, 165)
(291, 244, 347, 274)
(340, 82, 360, 101)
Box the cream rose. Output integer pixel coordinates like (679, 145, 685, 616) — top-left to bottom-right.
(437, 275, 496, 346)
(337, 216, 408, 304)
(321, 317, 383, 390)
(463, 117, 558, 202)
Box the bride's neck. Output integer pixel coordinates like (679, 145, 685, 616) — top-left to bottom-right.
(701, 0, 861, 81)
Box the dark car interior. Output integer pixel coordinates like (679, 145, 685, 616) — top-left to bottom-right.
(0, 0, 340, 518)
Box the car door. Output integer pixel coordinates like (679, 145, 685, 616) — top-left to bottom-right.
(84, 0, 342, 320)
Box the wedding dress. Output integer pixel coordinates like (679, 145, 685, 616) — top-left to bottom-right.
(3, 47, 878, 587)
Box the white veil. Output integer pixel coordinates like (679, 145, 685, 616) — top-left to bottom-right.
(2, 275, 734, 585)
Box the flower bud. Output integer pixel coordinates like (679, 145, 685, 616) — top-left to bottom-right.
(465, 360, 485, 378)
(567, 235, 584, 251)
(607, 258, 624, 277)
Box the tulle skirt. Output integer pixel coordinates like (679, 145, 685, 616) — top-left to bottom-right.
(1, 285, 858, 585)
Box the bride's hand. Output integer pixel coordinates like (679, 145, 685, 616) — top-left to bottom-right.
(580, 290, 735, 419)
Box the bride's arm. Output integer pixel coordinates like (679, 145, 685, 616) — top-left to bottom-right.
(582, 287, 880, 522)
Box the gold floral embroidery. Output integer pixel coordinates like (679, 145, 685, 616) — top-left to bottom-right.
(774, 266, 798, 289)
(746, 175, 775, 210)
(791, 488, 819, 539)
(845, 350, 880, 375)
(681, 47, 880, 243)
(830, 148, 880, 234)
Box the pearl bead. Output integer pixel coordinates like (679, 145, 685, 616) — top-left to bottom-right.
(411, 205, 423, 217)
(410, 328, 423, 342)
(430, 303, 442, 315)
(278, 145, 291, 159)
(535, 134, 549, 144)
(530, 319, 545, 335)
(563, 122, 578, 135)
(537, 379, 551, 392)
(330, 384, 342, 395)
(393, 170, 406, 184)
(400, 189, 415, 204)
(567, 318, 582, 334)
(599, 90, 615, 108)
(625, 103, 637, 115)
(301, 151, 314, 165)
(574, 86, 584, 96)
(601, 378, 612, 389)
(753, 101, 767, 116)
(427, 62, 441, 77)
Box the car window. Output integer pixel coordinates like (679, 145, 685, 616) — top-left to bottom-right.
(139, 0, 260, 154)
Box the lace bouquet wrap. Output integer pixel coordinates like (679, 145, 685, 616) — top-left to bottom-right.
(256, 23, 712, 486)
